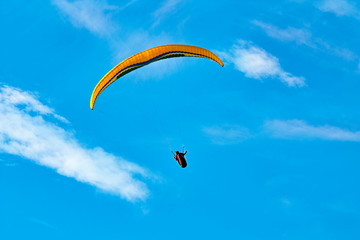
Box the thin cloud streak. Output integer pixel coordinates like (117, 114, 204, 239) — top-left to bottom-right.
(264, 119, 360, 141)
(219, 41, 306, 87)
(203, 125, 251, 145)
(0, 85, 152, 201)
(118, 0, 138, 11)
(253, 20, 358, 61)
(253, 20, 313, 46)
(28, 218, 58, 232)
(52, 0, 119, 37)
(152, 0, 184, 27)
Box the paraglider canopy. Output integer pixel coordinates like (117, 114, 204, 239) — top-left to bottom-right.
(90, 44, 224, 110)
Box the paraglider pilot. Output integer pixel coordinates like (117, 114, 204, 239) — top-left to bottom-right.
(174, 147, 187, 168)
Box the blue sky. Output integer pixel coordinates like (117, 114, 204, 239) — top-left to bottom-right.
(0, 0, 359, 239)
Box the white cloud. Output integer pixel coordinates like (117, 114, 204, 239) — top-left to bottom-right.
(252, 20, 313, 46)
(317, 0, 358, 17)
(264, 119, 360, 141)
(0, 85, 152, 201)
(220, 41, 306, 87)
(203, 125, 250, 145)
(0, 85, 68, 123)
(52, 0, 118, 37)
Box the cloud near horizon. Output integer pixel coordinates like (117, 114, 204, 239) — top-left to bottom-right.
(0, 85, 152, 201)
(219, 41, 306, 87)
(264, 119, 360, 141)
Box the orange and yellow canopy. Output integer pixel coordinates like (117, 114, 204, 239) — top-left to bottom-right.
(90, 44, 224, 110)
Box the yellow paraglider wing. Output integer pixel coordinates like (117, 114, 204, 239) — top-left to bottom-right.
(90, 44, 224, 110)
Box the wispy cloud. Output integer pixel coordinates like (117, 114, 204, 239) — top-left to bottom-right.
(52, 0, 119, 37)
(118, 0, 138, 11)
(253, 20, 313, 46)
(317, 40, 358, 61)
(0, 85, 68, 123)
(264, 119, 360, 141)
(280, 197, 292, 207)
(28, 218, 58, 231)
(219, 41, 306, 87)
(203, 125, 251, 145)
(152, 0, 184, 26)
(0, 85, 152, 201)
(52, 0, 184, 80)
(317, 0, 359, 17)
(253, 21, 358, 61)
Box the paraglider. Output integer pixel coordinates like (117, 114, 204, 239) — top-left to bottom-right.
(171, 146, 188, 168)
(90, 44, 224, 110)
(90, 44, 223, 169)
